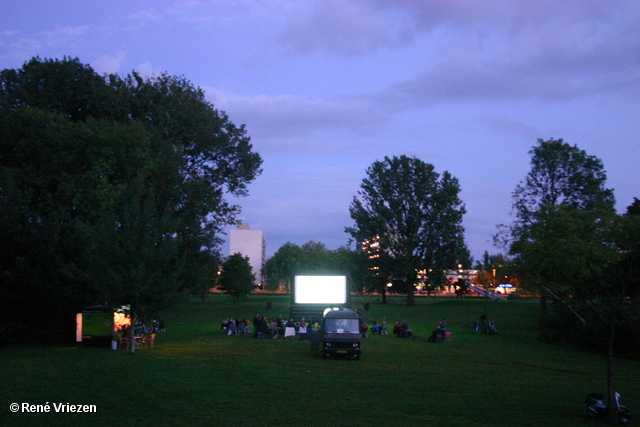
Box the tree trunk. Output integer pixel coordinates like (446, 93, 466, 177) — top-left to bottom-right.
(406, 287, 415, 306)
(381, 287, 387, 304)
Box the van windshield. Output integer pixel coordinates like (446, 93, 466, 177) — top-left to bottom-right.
(325, 318, 360, 334)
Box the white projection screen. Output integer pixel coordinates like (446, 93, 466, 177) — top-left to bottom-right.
(294, 274, 347, 304)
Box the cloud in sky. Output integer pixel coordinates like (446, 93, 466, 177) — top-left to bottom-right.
(92, 52, 127, 74)
(1, 0, 639, 261)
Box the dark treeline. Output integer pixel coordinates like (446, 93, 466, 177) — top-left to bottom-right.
(0, 57, 262, 344)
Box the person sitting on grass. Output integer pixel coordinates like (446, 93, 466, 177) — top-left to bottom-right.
(370, 321, 380, 334)
(361, 322, 369, 337)
(254, 316, 269, 339)
(276, 315, 285, 337)
(488, 320, 498, 335)
(479, 314, 488, 333)
(227, 319, 236, 335)
(428, 326, 442, 342)
(380, 321, 388, 335)
(400, 321, 408, 336)
(393, 321, 402, 335)
(397, 321, 414, 338)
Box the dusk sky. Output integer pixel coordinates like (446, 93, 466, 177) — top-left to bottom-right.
(2, 1, 639, 262)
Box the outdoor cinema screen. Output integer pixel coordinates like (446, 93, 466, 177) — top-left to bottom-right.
(294, 274, 347, 304)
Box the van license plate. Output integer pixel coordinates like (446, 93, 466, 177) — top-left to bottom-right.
(337, 350, 347, 354)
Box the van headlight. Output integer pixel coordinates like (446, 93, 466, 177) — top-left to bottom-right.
(353, 343, 359, 348)
(325, 342, 331, 347)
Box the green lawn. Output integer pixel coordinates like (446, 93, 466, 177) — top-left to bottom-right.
(1, 294, 638, 426)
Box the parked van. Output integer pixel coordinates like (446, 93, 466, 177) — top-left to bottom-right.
(316, 308, 362, 360)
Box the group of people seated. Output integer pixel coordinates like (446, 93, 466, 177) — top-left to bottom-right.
(221, 314, 317, 339)
(393, 320, 415, 338)
(368, 320, 387, 335)
(472, 314, 498, 334)
(221, 318, 250, 335)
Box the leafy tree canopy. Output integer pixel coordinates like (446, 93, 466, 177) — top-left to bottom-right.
(0, 57, 262, 343)
(346, 155, 468, 305)
(503, 138, 617, 292)
(219, 253, 255, 303)
(511, 138, 615, 228)
(262, 242, 368, 293)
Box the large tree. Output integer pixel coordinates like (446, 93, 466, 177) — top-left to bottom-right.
(0, 57, 262, 343)
(503, 138, 635, 418)
(499, 138, 616, 315)
(218, 253, 255, 304)
(346, 155, 468, 305)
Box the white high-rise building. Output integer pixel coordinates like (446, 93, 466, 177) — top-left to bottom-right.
(229, 223, 266, 286)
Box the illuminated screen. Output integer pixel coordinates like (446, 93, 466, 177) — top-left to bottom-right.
(294, 275, 347, 304)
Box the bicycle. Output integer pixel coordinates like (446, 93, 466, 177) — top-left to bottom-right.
(143, 319, 166, 333)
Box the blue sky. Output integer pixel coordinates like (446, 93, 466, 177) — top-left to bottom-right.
(2, 1, 639, 262)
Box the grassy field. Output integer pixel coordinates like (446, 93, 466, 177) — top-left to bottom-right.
(1, 294, 638, 427)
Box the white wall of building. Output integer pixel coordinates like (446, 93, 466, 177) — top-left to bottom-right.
(229, 224, 266, 286)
